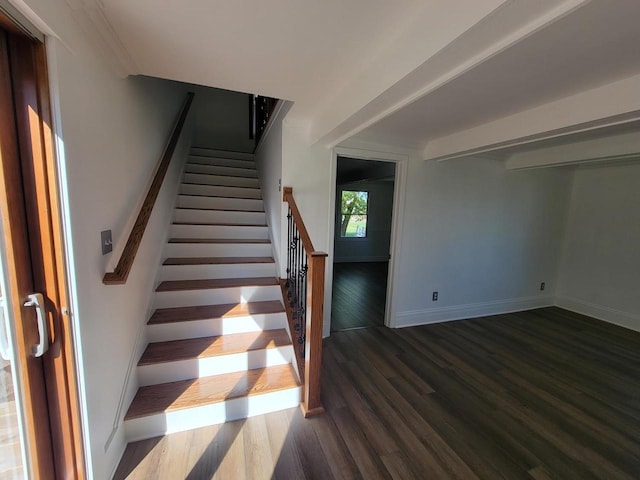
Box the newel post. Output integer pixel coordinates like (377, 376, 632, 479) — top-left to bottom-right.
(302, 251, 327, 417)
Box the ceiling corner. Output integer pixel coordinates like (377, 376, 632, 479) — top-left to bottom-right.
(64, 0, 137, 78)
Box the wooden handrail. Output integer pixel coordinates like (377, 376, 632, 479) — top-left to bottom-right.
(103, 92, 194, 285)
(282, 186, 327, 417)
(282, 187, 316, 254)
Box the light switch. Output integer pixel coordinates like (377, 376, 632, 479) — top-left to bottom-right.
(101, 230, 113, 255)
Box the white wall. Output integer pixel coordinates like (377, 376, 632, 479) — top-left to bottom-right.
(21, 1, 193, 477)
(556, 161, 640, 330)
(255, 103, 292, 275)
(279, 130, 573, 334)
(392, 156, 572, 326)
(334, 180, 394, 262)
(281, 121, 335, 335)
(189, 86, 254, 153)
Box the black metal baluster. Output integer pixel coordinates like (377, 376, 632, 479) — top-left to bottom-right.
(284, 205, 312, 356)
(286, 209, 292, 291)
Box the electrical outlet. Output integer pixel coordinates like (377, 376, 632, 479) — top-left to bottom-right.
(540, 282, 545, 291)
(101, 230, 113, 255)
(432, 291, 438, 301)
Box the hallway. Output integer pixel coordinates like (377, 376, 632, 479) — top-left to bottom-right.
(331, 262, 388, 331)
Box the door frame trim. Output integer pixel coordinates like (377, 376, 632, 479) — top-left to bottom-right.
(329, 146, 409, 331)
(1, 15, 87, 479)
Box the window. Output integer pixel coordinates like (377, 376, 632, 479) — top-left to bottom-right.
(340, 190, 368, 237)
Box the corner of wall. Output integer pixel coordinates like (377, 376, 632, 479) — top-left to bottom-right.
(554, 295, 640, 332)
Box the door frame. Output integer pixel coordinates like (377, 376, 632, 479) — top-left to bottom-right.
(0, 13, 86, 479)
(327, 146, 408, 331)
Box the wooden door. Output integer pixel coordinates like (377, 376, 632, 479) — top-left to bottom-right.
(0, 18, 85, 480)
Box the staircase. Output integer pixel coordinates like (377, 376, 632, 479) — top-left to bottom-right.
(123, 148, 301, 442)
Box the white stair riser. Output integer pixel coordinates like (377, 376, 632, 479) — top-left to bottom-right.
(154, 285, 281, 309)
(184, 173, 260, 188)
(180, 183, 261, 199)
(186, 163, 257, 178)
(190, 149, 254, 161)
(125, 386, 301, 442)
(165, 243, 272, 258)
(159, 263, 276, 281)
(174, 209, 266, 225)
(170, 224, 268, 240)
(147, 312, 287, 342)
(176, 195, 264, 211)
(188, 156, 256, 170)
(138, 346, 293, 386)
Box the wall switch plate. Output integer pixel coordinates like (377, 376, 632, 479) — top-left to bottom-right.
(101, 230, 113, 255)
(432, 291, 438, 301)
(540, 282, 545, 291)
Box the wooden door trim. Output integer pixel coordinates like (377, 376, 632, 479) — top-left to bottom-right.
(2, 15, 86, 480)
(0, 27, 56, 479)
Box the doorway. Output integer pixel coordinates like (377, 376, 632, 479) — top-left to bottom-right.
(0, 15, 85, 479)
(331, 156, 396, 331)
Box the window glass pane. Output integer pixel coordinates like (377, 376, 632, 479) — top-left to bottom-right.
(340, 191, 368, 238)
(0, 263, 27, 479)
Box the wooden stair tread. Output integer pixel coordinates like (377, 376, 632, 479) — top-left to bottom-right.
(139, 329, 291, 365)
(156, 277, 279, 292)
(185, 162, 258, 174)
(182, 182, 260, 190)
(168, 238, 270, 244)
(173, 221, 267, 227)
(148, 300, 285, 325)
(175, 207, 264, 213)
(177, 193, 262, 200)
(163, 256, 274, 266)
(187, 160, 255, 168)
(184, 171, 258, 179)
(125, 364, 299, 420)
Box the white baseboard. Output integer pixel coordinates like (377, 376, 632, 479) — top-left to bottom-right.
(393, 295, 554, 328)
(554, 295, 640, 332)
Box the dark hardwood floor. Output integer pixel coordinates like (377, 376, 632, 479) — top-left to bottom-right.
(331, 262, 388, 331)
(114, 307, 640, 479)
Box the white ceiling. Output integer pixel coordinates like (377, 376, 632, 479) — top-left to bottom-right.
(358, 0, 640, 150)
(102, 0, 426, 114)
(74, 0, 640, 154)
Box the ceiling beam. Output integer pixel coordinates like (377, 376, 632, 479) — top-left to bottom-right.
(422, 73, 640, 162)
(305, 0, 510, 145)
(506, 131, 640, 170)
(309, 0, 590, 148)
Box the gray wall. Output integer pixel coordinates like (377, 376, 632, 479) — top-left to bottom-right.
(190, 86, 255, 153)
(557, 161, 640, 330)
(393, 156, 572, 326)
(334, 180, 394, 262)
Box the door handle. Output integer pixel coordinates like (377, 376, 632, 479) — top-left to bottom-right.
(24, 293, 48, 357)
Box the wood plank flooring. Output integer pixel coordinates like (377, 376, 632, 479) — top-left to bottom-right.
(114, 307, 640, 479)
(331, 262, 388, 331)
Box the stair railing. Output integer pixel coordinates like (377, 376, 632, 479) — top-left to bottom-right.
(103, 92, 194, 285)
(282, 186, 327, 417)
